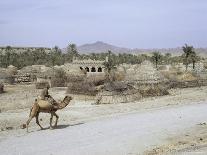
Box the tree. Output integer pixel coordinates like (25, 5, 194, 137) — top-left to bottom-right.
(66, 43, 79, 62)
(164, 53, 172, 64)
(5, 46, 12, 67)
(151, 52, 162, 69)
(182, 44, 195, 71)
(103, 50, 116, 81)
(49, 46, 63, 67)
(189, 51, 200, 69)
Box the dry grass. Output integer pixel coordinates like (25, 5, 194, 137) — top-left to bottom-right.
(35, 81, 50, 89)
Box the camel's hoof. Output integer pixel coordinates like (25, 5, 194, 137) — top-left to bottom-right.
(20, 124, 26, 129)
(50, 127, 54, 130)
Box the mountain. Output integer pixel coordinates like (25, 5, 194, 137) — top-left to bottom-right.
(75, 41, 207, 57)
(77, 41, 131, 53)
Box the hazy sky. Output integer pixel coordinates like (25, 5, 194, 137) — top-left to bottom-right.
(0, 0, 207, 48)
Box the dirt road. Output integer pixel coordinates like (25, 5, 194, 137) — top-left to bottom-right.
(0, 102, 207, 155)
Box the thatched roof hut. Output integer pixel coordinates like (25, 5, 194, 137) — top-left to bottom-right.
(36, 68, 67, 87)
(125, 61, 169, 97)
(18, 65, 50, 76)
(0, 68, 15, 84)
(65, 66, 87, 83)
(95, 81, 142, 104)
(127, 61, 168, 84)
(7, 65, 18, 75)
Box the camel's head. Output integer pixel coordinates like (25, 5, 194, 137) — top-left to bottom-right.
(63, 95, 73, 103)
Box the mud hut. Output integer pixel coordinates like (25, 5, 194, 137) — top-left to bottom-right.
(95, 81, 142, 104)
(0, 68, 15, 84)
(65, 66, 87, 83)
(7, 65, 18, 75)
(126, 61, 169, 97)
(17, 66, 37, 82)
(66, 66, 92, 94)
(17, 65, 50, 83)
(36, 68, 67, 88)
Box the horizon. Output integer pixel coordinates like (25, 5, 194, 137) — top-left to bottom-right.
(0, 41, 207, 50)
(1, 0, 207, 49)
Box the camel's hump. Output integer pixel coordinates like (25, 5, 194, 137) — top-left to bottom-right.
(37, 100, 53, 109)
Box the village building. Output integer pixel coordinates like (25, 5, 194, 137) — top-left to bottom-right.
(63, 59, 105, 76)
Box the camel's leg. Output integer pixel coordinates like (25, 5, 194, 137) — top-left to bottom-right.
(35, 112, 43, 130)
(26, 116, 33, 133)
(53, 112, 59, 127)
(26, 102, 39, 132)
(50, 113, 54, 129)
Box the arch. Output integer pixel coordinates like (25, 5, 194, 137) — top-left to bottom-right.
(91, 67, 96, 72)
(98, 67, 102, 72)
(85, 67, 89, 72)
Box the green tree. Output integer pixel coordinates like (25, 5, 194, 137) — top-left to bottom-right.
(66, 43, 79, 62)
(103, 50, 116, 81)
(151, 52, 162, 69)
(182, 44, 195, 71)
(5, 46, 12, 67)
(49, 46, 63, 67)
(164, 53, 172, 64)
(189, 51, 200, 69)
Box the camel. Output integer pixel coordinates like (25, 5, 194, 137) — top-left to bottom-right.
(23, 95, 73, 132)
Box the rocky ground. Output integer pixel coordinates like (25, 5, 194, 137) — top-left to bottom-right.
(0, 84, 207, 154)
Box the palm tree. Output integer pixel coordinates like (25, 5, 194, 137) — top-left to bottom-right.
(151, 52, 162, 69)
(189, 51, 199, 69)
(182, 44, 194, 71)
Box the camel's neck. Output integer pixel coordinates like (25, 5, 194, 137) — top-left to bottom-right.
(57, 100, 69, 109)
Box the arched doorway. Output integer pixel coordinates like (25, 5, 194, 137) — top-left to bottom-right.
(85, 67, 89, 72)
(98, 67, 102, 72)
(91, 67, 96, 72)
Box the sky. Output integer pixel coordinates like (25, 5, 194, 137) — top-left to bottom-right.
(0, 0, 207, 49)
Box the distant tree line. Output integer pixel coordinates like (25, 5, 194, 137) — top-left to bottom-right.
(0, 43, 201, 70)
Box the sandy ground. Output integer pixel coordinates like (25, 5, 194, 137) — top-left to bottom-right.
(0, 103, 207, 155)
(0, 84, 207, 154)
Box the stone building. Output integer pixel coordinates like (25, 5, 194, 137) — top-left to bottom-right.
(63, 59, 105, 76)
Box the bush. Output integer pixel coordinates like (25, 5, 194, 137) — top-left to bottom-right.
(0, 82, 4, 93)
(35, 81, 50, 89)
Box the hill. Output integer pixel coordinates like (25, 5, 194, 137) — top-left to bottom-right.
(77, 41, 131, 53)
(77, 41, 207, 57)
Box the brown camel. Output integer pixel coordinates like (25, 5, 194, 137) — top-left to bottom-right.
(23, 95, 73, 132)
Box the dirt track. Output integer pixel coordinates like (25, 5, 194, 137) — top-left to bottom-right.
(1, 103, 207, 155)
(0, 84, 207, 154)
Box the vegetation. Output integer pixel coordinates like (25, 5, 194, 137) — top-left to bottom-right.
(0, 44, 202, 70)
(151, 52, 162, 69)
(182, 44, 200, 70)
